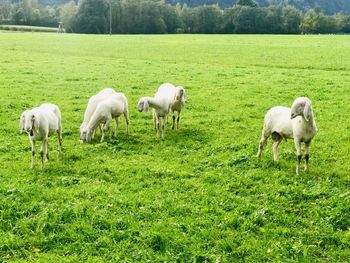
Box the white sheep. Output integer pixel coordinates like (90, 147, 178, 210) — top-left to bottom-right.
(137, 83, 185, 140)
(84, 93, 129, 143)
(257, 97, 317, 174)
(80, 87, 117, 141)
(170, 85, 186, 130)
(20, 103, 62, 169)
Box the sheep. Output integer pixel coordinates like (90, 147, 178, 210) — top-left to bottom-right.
(84, 93, 129, 143)
(257, 97, 317, 174)
(170, 85, 186, 130)
(19, 103, 62, 169)
(137, 83, 185, 140)
(80, 88, 117, 141)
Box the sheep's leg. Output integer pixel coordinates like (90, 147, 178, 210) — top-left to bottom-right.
(257, 135, 268, 158)
(153, 111, 157, 131)
(30, 139, 36, 169)
(294, 138, 302, 175)
(101, 118, 111, 143)
(57, 128, 62, 154)
(93, 124, 102, 139)
(124, 111, 129, 135)
(305, 141, 311, 173)
(272, 132, 282, 161)
(40, 139, 47, 169)
(161, 114, 167, 140)
(115, 117, 119, 137)
(46, 139, 50, 161)
(155, 115, 160, 137)
(176, 111, 181, 129)
(171, 110, 175, 130)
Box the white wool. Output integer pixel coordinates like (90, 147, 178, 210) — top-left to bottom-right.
(19, 103, 62, 169)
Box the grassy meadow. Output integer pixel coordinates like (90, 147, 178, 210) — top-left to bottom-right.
(0, 32, 350, 262)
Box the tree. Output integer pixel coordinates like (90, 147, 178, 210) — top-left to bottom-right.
(75, 0, 109, 34)
(236, 0, 257, 8)
(282, 5, 302, 34)
(302, 9, 339, 34)
(60, 1, 77, 32)
(192, 5, 223, 33)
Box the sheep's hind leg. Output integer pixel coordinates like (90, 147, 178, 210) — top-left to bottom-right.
(155, 115, 160, 137)
(161, 114, 167, 140)
(31, 139, 36, 169)
(57, 128, 62, 155)
(124, 111, 129, 135)
(115, 117, 119, 137)
(294, 138, 302, 175)
(40, 139, 47, 169)
(46, 139, 49, 161)
(176, 111, 181, 129)
(272, 132, 282, 162)
(171, 110, 175, 130)
(305, 141, 311, 173)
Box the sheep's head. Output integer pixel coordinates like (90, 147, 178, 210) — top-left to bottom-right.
(291, 97, 312, 122)
(137, 98, 149, 113)
(19, 110, 39, 135)
(175, 86, 186, 104)
(80, 123, 88, 142)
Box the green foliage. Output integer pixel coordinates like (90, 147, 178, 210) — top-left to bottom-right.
(59, 1, 77, 33)
(302, 9, 340, 34)
(1, 0, 350, 34)
(237, 0, 258, 7)
(1, 33, 350, 261)
(75, 0, 109, 34)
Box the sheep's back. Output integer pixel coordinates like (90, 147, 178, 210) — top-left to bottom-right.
(265, 106, 293, 138)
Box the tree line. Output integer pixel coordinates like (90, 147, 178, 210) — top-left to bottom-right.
(1, 0, 350, 34)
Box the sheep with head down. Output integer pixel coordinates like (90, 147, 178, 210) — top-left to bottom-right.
(257, 97, 317, 174)
(84, 92, 129, 143)
(80, 88, 117, 142)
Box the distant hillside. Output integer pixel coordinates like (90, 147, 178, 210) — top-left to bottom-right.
(37, 0, 350, 15)
(166, 0, 350, 15)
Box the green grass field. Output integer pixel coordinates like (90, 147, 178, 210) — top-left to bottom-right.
(0, 32, 350, 262)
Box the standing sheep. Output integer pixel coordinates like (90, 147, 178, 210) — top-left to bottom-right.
(257, 97, 317, 174)
(20, 103, 62, 169)
(138, 83, 186, 140)
(170, 85, 186, 130)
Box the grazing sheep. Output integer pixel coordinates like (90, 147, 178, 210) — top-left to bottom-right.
(84, 93, 129, 143)
(20, 103, 62, 169)
(138, 83, 184, 140)
(80, 88, 117, 141)
(257, 97, 317, 174)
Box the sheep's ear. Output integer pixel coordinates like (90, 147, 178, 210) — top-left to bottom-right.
(143, 100, 149, 113)
(303, 101, 311, 122)
(182, 89, 186, 103)
(19, 113, 25, 133)
(32, 113, 40, 133)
